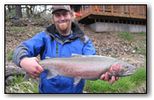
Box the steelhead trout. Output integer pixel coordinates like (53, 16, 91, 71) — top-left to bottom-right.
(39, 55, 136, 85)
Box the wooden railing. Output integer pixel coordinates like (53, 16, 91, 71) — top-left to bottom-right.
(77, 5, 146, 21)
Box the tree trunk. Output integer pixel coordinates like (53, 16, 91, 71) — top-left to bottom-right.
(26, 5, 30, 18)
(15, 5, 22, 18)
(7, 5, 12, 13)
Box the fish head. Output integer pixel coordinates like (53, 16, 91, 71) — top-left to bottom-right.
(110, 62, 137, 77)
(118, 62, 136, 76)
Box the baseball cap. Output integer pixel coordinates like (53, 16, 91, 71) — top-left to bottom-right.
(52, 5, 71, 14)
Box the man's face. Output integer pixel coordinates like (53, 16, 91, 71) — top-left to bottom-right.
(53, 10, 73, 34)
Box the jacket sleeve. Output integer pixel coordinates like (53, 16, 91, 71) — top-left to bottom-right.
(82, 36, 96, 55)
(13, 32, 45, 67)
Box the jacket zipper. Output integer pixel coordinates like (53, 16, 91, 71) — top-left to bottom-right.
(56, 43, 59, 57)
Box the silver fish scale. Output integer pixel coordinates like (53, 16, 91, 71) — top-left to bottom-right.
(39, 55, 136, 80)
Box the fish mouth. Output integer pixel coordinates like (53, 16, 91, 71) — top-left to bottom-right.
(110, 62, 137, 77)
(121, 71, 134, 76)
(120, 65, 137, 76)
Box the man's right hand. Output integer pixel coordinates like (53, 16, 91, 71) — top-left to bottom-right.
(20, 57, 44, 78)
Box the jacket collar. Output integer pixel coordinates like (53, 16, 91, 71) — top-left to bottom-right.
(45, 22, 84, 44)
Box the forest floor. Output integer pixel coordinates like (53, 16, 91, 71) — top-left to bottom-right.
(5, 20, 147, 93)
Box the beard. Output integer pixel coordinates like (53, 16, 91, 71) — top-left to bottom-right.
(58, 22, 68, 31)
(55, 19, 72, 36)
(56, 19, 71, 31)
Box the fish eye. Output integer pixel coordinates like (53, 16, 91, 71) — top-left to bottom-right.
(125, 66, 129, 68)
(123, 66, 129, 71)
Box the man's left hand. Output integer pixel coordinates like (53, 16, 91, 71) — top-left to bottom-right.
(100, 72, 119, 84)
(100, 64, 121, 84)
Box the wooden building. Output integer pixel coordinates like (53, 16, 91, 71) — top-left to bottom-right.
(73, 5, 146, 32)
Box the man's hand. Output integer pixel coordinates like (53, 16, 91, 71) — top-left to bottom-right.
(100, 64, 121, 84)
(100, 72, 119, 84)
(20, 57, 44, 78)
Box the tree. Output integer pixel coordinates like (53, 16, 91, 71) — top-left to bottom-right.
(15, 5, 22, 18)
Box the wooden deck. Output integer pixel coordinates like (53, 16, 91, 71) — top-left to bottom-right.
(76, 5, 146, 22)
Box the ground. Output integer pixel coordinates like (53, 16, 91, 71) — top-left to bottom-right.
(6, 22, 146, 67)
(5, 20, 147, 93)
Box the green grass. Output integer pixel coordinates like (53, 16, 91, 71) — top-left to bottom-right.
(135, 41, 146, 56)
(117, 32, 146, 56)
(6, 67, 146, 93)
(139, 32, 146, 35)
(10, 26, 27, 33)
(84, 67, 146, 93)
(118, 32, 134, 41)
(6, 50, 13, 61)
(9, 26, 43, 36)
(6, 75, 39, 93)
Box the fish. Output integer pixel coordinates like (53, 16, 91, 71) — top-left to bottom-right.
(39, 55, 136, 85)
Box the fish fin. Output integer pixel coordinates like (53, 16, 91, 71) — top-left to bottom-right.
(46, 70, 58, 79)
(71, 53, 82, 57)
(74, 77, 81, 86)
(24, 73, 30, 80)
(45, 56, 51, 59)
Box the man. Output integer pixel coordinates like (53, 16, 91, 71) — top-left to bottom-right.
(13, 5, 118, 93)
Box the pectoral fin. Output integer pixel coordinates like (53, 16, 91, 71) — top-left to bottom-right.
(74, 77, 82, 86)
(45, 56, 51, 59)
(46, 70, 58, 79)
(71, 54, 82, 57)
(23, 73, 30, 80)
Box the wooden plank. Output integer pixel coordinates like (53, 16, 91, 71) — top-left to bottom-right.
(77, 5, 146, 21)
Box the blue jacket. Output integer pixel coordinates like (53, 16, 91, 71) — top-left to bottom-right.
(13, 22, 96, 93)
